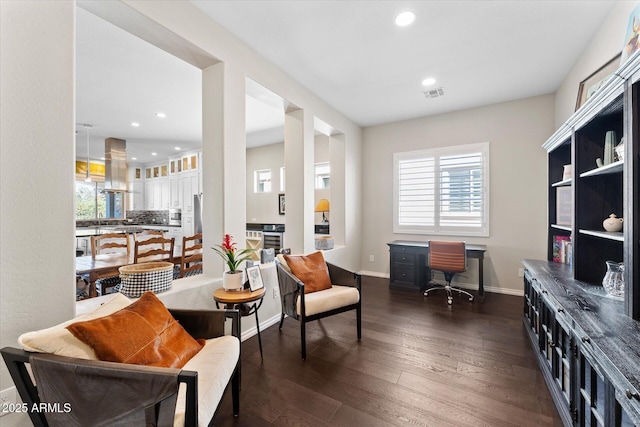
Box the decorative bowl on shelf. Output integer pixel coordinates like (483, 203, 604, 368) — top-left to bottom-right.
(602, 214, 623, 232)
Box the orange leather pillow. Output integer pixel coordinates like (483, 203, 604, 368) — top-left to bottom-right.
(284, 251, 332, 294)
(67, 292, 204, 368)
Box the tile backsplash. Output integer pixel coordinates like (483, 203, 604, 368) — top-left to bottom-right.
(125, 210, 169, 225)
(76, 210, 168, 227)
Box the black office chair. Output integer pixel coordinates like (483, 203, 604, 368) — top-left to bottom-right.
(423, 240, 474, 305)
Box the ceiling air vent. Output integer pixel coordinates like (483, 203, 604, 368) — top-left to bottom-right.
(424, 87, 445, 99)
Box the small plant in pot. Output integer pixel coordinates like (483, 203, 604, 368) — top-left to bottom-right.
(212, 234, 254, 291)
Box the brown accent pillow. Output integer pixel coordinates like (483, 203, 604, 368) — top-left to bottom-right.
(67, 292, 204, 368)
(284, 251, 333, 294)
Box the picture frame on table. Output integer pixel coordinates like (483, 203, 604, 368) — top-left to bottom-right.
(278, 193, 285, 215)
(246, 265, 264, 291)
(575, 53, 621, 111)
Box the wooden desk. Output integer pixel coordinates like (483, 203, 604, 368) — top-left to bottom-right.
(213, 287, 266, 359)
(387, 240, 487, 299)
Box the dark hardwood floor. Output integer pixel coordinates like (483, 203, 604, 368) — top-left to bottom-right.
(213, 276, 562, 426)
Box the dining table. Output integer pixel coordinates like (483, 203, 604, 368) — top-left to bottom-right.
(76, 247, 190, 297)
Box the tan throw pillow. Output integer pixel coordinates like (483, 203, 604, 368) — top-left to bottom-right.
(284, 251, 332, 294)
(67, 292, 204, 368)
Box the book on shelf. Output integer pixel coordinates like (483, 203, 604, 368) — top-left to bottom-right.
(553, 235, 572, 264)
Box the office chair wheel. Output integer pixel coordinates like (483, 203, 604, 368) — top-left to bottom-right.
(468, 296, 474, 302)
(447, 297, 453, 305)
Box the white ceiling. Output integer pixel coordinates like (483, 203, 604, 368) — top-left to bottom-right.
(76, 1, 616, 164)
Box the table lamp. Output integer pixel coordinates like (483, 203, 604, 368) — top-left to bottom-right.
(315, 199, 330, 223)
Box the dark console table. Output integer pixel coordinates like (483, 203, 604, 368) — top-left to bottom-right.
(387, 240, 487, 299)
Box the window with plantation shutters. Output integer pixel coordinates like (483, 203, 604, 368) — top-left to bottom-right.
(393, 142, 489, 236)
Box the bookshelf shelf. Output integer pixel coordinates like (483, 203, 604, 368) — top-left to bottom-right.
(551, 178, 572, 187)
(579, 160, 623, 178)
(551, 224, 571, 232)
(578, 229, 624, 242)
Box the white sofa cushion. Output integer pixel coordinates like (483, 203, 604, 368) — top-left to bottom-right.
(296, 285, 359, 317)
(18, 293, 132, 359)
(174, 335, 240, 427)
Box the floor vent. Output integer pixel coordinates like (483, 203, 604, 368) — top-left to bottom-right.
(424, 87, 445, 98)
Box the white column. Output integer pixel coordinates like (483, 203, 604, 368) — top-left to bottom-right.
(0, 1, 76, 391)
(284, 108, 315, 253)
(201, 61, 246, 276)
(330, 134, 346, 246)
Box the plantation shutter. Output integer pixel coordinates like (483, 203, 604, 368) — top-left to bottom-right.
(393, 142, 489, 236)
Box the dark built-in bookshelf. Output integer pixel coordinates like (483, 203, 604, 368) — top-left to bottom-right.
(524, 52, 640, 426)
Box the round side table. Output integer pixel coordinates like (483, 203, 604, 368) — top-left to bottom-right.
(213, 287, 266, 359)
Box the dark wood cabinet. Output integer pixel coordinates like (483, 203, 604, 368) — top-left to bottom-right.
(523, 261, 640, 426)
(542, 53, 639, 320)
(531, 53, 640, 426)
(388, 242, 425, 289)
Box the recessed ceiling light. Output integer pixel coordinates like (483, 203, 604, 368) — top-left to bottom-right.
(174, 147, 181, 150)
(151, 152, 157, 156)
(395, 11, 415, 27)
(100, 157, 105, 160)
(422, 77, 436, 86)
(131, 157, 137, 160)
(131, 122, 140, 127)
(156, 112, 166, 118)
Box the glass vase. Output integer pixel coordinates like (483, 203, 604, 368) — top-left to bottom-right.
(602, 261, 624, 297)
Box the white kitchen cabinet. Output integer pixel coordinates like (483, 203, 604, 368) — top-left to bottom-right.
(144, 178, 170, 210)
(160, 179, 170, 209)
(145, 181, 154, 209)
(165, 227, 183, 252)
(170, 177, 181, 208)
(181, 173, 199, 214)
(182, 215, 194, 238)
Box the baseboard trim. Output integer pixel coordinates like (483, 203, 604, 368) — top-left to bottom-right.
(358, 270, 524, 296)
(241, 313, 281, 342)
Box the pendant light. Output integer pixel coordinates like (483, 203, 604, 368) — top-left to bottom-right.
(84, 124, 92, 182)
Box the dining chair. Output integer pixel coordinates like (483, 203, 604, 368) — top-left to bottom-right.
(423, 240, 474, 305)
(180, 233, 203, 278)
(134, 236, 175, 264)
(90, 233, 130, 258)
(91, 233, 130, 295)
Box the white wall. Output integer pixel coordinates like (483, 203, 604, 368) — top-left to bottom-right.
(360, 94, 554, 294)
(123, 0, 363, 271)
(0, 0, 363, 389)
(0, 1, 76, 390)
(246, 142, 285, 224)
(555, 1, 638, 126)
(245, 136, 332, 226)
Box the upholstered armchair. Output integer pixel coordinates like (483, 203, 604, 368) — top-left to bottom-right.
(276, 252, 361, 360)
(1, 293, 240, 426)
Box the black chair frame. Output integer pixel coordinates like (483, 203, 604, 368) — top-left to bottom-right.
(1, 309, 240, 427)
(276, 261, 361, 360)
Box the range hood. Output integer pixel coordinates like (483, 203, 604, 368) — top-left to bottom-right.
(104, 137, 127, 193)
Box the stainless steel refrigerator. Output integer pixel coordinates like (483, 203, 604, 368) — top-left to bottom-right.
(194, 193, 203, 234)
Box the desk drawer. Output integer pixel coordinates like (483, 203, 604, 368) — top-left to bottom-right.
(391, 252, 417, 265)
(391, 264, 415, 283)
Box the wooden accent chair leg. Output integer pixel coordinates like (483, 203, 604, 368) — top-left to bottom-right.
(279, 312, 285, 330)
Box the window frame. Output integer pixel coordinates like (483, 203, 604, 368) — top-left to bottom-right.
(393, 142, 490, 237)
(314, 162, 330, 189)
(254, 169, 272, 193)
